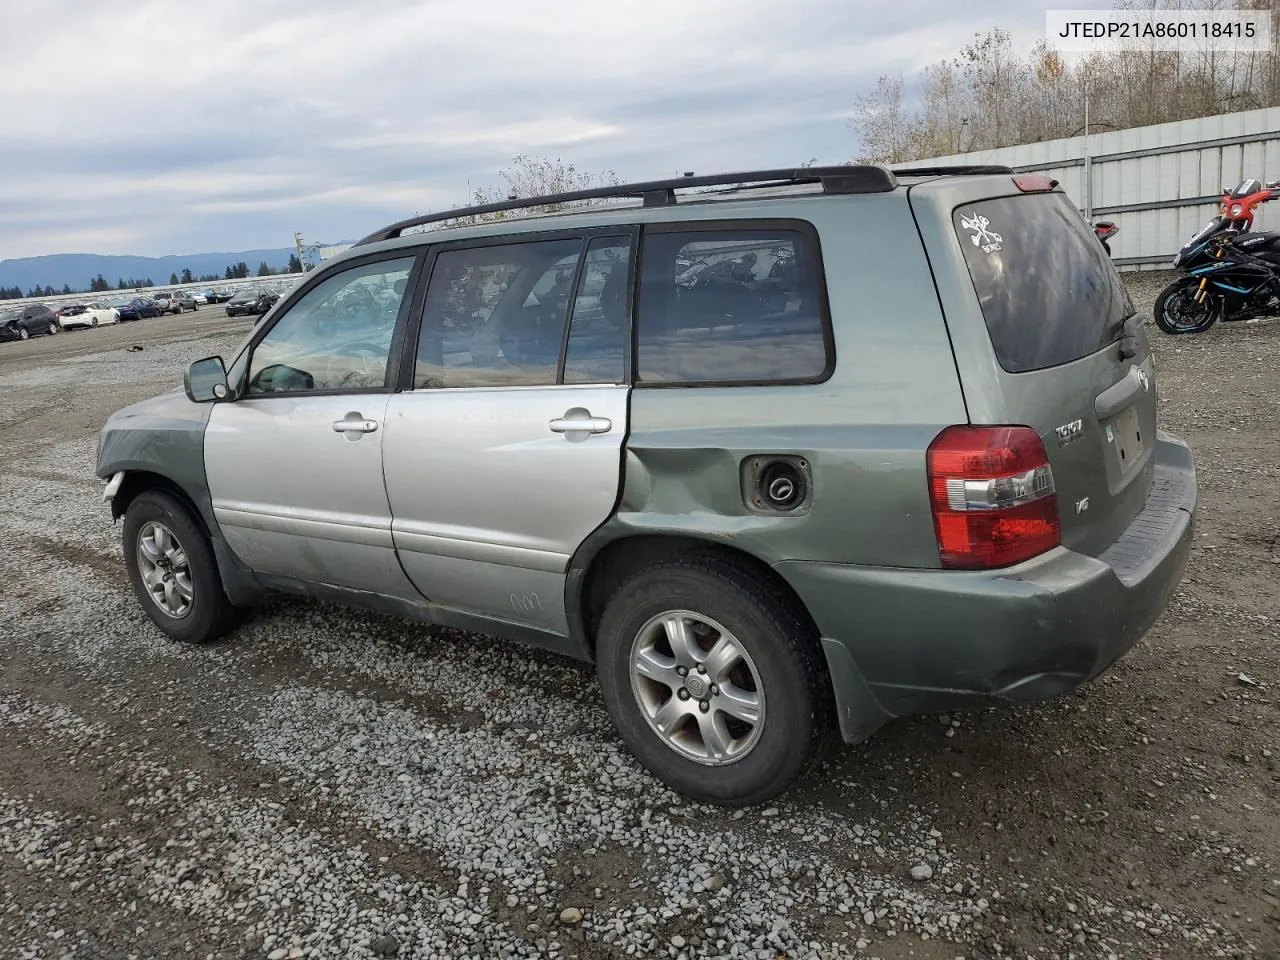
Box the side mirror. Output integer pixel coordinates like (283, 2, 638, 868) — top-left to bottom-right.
(185, 355, 230, 403)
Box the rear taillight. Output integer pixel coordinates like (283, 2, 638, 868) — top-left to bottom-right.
(926, 425, 1060, 570)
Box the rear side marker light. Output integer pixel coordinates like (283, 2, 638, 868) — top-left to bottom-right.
(927, 425, 1061, 569)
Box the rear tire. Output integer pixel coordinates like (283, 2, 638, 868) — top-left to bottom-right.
(1155, 280, 1220, 334)
(48, 322, 58, 335)
(595, 552, 833, 806)
(122, 490, 241, 644)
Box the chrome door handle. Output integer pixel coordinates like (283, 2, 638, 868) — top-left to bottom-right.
(332, 418, 379, 433)
(549, 415, 612, 435)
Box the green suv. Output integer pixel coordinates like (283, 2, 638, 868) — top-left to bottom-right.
(97, 166, 1197, 805)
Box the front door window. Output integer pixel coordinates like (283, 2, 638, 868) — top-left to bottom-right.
(247, 257, 415, 394)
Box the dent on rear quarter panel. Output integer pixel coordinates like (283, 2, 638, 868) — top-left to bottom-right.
(591, 197, 968, 571)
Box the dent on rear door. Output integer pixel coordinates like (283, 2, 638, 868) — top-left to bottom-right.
(382, 384, 629, 634)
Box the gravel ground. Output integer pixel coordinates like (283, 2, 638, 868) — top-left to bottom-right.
(0, 273, 1277, 960)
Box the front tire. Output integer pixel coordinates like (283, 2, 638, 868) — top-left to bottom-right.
(122, 490, 241, 644)
(1155, 280, 1221, 334)
(595, 552, 833, 806)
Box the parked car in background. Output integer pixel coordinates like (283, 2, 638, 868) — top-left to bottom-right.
(152, 291, 191, 314)
(224, 289, 279, 317)
(58, 302, 120, 329)
(171, 291, 198, 313)
(0, 304, 61, 341)
(208, 288, 234, 303)
(113, 297, 164, 321)
(190, 292, 209, 305)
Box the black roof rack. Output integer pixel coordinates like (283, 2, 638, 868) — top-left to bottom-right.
(890, 164, 1016, 177)
(353, 166, 900, 246)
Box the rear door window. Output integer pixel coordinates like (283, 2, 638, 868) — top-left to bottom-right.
(952, 194, 1134, 373)
(635, 226, 831, 384)
(413, 237, 582, 388)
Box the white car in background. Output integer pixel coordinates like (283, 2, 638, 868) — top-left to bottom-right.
(58, 302, 120, 330)
(189, 291, 209, 305)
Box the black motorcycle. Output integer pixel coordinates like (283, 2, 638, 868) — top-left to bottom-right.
(1154, 177, 1280, 334)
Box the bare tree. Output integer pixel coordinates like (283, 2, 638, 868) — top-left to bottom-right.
(849, 0, 1279, 162)
(436, 155, 622, 228)
(849, 74, 922, 163)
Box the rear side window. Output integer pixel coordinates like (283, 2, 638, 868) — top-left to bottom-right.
(953, 194, 1134, 374)
(635, 226, 831, 384)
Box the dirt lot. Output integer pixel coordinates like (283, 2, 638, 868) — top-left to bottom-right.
(0, 275, 1276, 960)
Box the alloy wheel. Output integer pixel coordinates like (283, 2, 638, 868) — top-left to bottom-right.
(629, 610, 765, 765)
(136, 521, 194, 618)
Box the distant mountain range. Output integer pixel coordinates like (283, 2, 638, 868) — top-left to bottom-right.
(0, 249, 297, 293)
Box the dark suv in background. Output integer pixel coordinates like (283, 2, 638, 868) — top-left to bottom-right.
(224, 289, 280, 317)
(0, 304, 61, 341)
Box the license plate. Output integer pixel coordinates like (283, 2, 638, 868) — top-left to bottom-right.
(1105, 405, 1145, 473)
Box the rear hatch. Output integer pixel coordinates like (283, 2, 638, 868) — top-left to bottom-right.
(909, 178, 1154, 559)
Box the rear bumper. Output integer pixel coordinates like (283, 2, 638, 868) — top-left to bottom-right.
(776, 431, 1197, 743)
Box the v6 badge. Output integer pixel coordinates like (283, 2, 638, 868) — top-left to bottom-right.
(1055, 418, 1084, 446)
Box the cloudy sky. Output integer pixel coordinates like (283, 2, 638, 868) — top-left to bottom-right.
(1, 0, 1064, 260)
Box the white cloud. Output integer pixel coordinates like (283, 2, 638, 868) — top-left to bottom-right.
(0, 0, 1050, 259)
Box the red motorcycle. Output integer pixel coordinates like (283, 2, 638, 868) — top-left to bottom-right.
(1215, 177, 1279, 230)
(1092, 221, 1118, 256)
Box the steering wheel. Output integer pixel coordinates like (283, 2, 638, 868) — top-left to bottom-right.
(323, 341, 389, 389)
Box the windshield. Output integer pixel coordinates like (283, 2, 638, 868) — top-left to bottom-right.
(953, 192, 1134, 374)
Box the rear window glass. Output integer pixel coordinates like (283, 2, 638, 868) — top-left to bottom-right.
(635, 227, 831, 384)
(952, 193, 1134, 374)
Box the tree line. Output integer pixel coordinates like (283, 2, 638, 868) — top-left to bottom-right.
(850, 0, 1280, 163)
(2, 255, 304, 301)
(0, 285, 74, 300)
